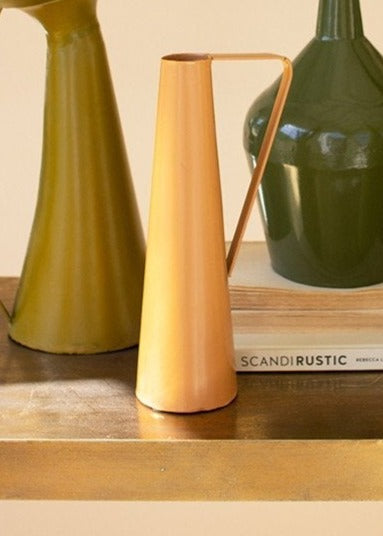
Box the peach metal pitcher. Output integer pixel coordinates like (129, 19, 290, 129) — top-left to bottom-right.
(0, 0, 145, 354)
(136, 53, 292, 413)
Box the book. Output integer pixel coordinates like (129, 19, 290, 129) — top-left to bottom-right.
(234, 330, 383, 372)
(230, 242, 383, 372)
(229, 242, 383, 311)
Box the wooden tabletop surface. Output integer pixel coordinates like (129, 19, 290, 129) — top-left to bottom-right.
(1, 277, 383, 500)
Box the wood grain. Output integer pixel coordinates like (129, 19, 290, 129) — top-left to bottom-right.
(2, 440, 383, 501)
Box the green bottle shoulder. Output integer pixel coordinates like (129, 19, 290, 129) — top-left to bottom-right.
(245, 37, 383, 169)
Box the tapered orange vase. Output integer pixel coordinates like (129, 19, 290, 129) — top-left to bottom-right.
(136, 53, 292, 413)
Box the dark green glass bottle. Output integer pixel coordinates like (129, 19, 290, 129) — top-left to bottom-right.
(244, 0, 383, 287)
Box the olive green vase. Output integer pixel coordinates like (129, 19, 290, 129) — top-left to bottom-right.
(0, 0, 145, 353)
(244, 0, 383, 288)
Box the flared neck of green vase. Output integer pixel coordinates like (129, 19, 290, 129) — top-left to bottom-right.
(316, 0, 364, 40)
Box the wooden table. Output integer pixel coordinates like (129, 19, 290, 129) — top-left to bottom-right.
(1, 278, 383, 500)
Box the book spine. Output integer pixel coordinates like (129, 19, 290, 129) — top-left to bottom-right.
(235, 345, 383, 372)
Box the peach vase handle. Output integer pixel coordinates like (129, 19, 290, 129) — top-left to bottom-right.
(209, 53, 293, 276)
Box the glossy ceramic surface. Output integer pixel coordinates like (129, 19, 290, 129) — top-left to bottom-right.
(244, 0, 383, 287)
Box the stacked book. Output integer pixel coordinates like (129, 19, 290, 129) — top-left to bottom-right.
(229, 243, 383, 372)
